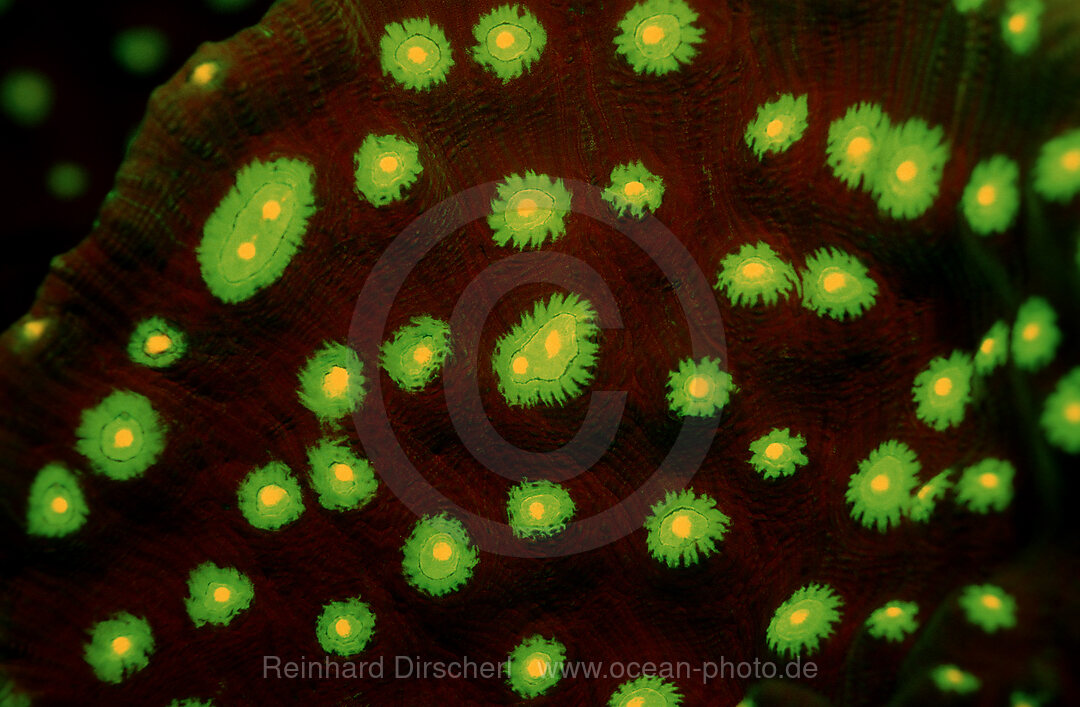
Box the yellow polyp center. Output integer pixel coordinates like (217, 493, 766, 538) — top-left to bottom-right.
(627, 699, 645, 707)
(516, 198, 538, 218)
(847, 136, 872, 160)
(934, 377, 953, 397)
(885, 606, 903, 618)
(528, 501, 545, 519)
(23, 320, 46, 339)
(322, 366, 349, 397)
(1063, 149, 1080, 172)
(870, 474, 890, 492)
(526, 657, 547, 679)
(237, 241, 256, 260)
(1008, 14, 1028, 33)
(332, 463, 353, 482)
(976, 185, 997, 206)
(623, 180, 646, 197)
(1064, 402, 1080, 423)
(687, 375, 709, 399)
(979, 472, 999, 489)
(946, 668, 964, 684)
(741, 262, 767, 279)
(259, 484, 287, 507)
(1022, 323, 1040, 341)
(981, 594, 1002, 610)
(191, 62, 216, 85)
(379, 155, 399, 173)
(512, 356, 529, 375)
(822, 272, 847, 293)
(765, 119, 785, 138)
(495, 30, 516, 49)
(641, 24, 664, 45)
(144, 333, 171, 355)
(918, 484, 933, 500)
(670, 513, 692, 539)
(335, 618, 352, 637)
(262, 200, 281, 220)
(789, 609, 809, 625)
(980, 338, 995, 355)
(50, 496, 68, 514)
(213, 586, 231, 603)
(765, 442, 785, 460)
(112, 636, 132, 656)
(896, 160, 918, 183)
(432, 541, 453, 562)
(544, 330, 562, 358)
(412, 345, 432, 365)
(407, 46, 428, 64)
(113, 428, 134, 449)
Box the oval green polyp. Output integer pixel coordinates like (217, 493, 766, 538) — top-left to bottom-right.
(607, 675, 683, 707)
(869, 117, 950, 220)
(472, 5, 547, 82)
(401, 513, 478, 596)
(128, 316, 186, 368)
(354, 134, 422, 206)
(866, 600, 919, 642)
(297, 341, 366, 422)
(197, 157, 316, 303)
(488, 172, 572, 250)
(643, 489, 730, 567)
(237, 461, 304, 530)
(932, 664, 981, 694)
(306, 438, 378, 511)
(1041, 368, 1080, 453)
(379, 316, 451, 391)
(1001, 0, 1042, 55)
(184, 562, 254, 627)
(507, 479, 575, 538)
(380, 18, 454, 91)
(666, 356, 733, 418)
(766, 583, 843, 658)
(974, 320, 1009, 375)
(744, 93, 810, 159)
(83, 612, 154, 684)
(748, 428, 808, 479)
(961, 155, 1020, 235)
(911, 351, 973, 431)
(958, 584, 1017, 633)
(826, 102, 890, 190)
(603, 161, 665, 219)
(906, 470, 952, 522)
(316, 597, 376, 657)
(955, 458, 1015, 513)
(1011, 296, 1060, 371)
(800, 247, 878, 320)
(1033, 127, 1080, 202)
(614, 0, 703, 76)
(75, 390, 166, 480)
(508, 635, 566, 698)
(1, 69, 53, 126)
(26, 463, 89, 537)
(846, 440, 920, 532)
(715, 242, 798, 307)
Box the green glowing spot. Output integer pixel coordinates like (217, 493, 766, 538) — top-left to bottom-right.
(766, 583, 843, 659)
(47, 162, 89, 200)
(306, 438, 378, 511)
(488, 172, 572, 250)
(961, 155, 1020, 235)
(666, 357, 733, 418)
(1011, 296, 1060, 371)
(297, 342, 367, 422)
(912, 351, 973, 431)
(205, 0, 256, 12)
(237, 461, 304, 530)
(507, 479, 575, 539)
(197, 157, 316, 303)
(316, 597, 376, 657)
(167, 700, 215, 707)
(613, 0, 703, 76)
(26, 463, 88, 537)
(75, 390, 166, 481)
(1, 69, 53, 126)
(507, 635, 565, 698)
(866, 600, 919, 642)
(0, 680, 31, 707)
(603, 161, 665, 219)
(1041, 368, 1080, 453)
(959, 584, 1017, 633)
(953, 0, 987, 12)
(83, 613, 154, 684)
(184, 562, 254, 627)
(113, 27, 169, 76)
(14, 316, 49, 350)
(644, 489, 730, 567)
(744, 93, 809, 160)
(1001, 0, 1042, 55)
(955, 458, 1015, 513)
(826, 102, 891, 190)
(906, 470, 952, 523)
(492, 292, 599, 407)
(127, 317, 186, 368)
(869, 118, 949, 220)
(607, 675, 683, 707)
(932, 664, 981, 694)
(401, 513, 478, 597)
(975, 320, 1009, 375)
(715, 242, 798, 307)
(354, 133, 422, 206)
(1010, 691, 1043, 707)
(379, 316, 451, 392)
(189, 61, 222, 87)
(471, 5, 547, 82)
(846, 440, 920, 532)
(800, 247, 878, 320)
(748, 428, 808, 480)
(380, 18, 454, 91)
(1033, 127, 1080, 202)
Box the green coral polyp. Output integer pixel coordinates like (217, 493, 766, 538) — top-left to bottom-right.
(847, 440, 920, 532)
(800, 247, 878, 320)
(766, 583, 843, 658)
(666, 356, 733, 418)
(1033, 127, 1080, 202)
(507, 635, 565, 698)
(932, 664, 981, 694)
(715, 242, 798, 307)
(84, 612, 154, 684)
(975, 320, 1009, 375)
(237, 461, 305, 530)
(75, 390, 166, 480)
(127, 316, 186, 368)
(962, 155, 1020, 235)
(379, 316, 451, 392)
(26, 463, 89, 537)
(471, 5, 546, 82)
(492, 292, 599, 407)
(402, 513, 478, 596)
(603, 161, 665, 218)
(870, 118, 949, 220)
(826, 102, 891, 190)
(1001, 0, 1043, 55)
(380, 18, 454, 91)
(745, 93, 809, 159)
(608, 675, 683, 707)
(956, 458, 1015, 513)
(507, 479, 575, 538)
(184, 562, 254, 627)
(866, 600, 919, 642)
(354, 134, 422, 206)
(906, 470, 952, 522)
(614, 0, 703, 76)
(197, 157, 316, 303)
(1041, 368, 1080, 453)
(306, 438, 378, 511)
(487, 172, 572, 250)
(1011, 297, 1060, 371)
(316, 597, 376, 657)
(297, 341, 366, 421)
(912, 351, 973, 431)
(748, 428, 808, 479)
(643, 489, 730, 567)
(958, 584, 1017, 633)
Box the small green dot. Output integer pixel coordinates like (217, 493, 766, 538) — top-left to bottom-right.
(114, 27, 170, 76)
(47, 162, 89, 200)
(1, 69, 53, 126)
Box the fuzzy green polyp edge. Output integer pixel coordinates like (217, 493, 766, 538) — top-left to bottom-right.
(306, 438, 378, 511)
(75, 390, 166, 480)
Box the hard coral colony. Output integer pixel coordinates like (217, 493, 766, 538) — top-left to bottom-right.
(2, 0, 1080, 705)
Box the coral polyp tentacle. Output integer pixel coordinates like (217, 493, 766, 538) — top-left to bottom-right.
(471, 5, 547, 82)
(380, 18, 454, 91)
(614, 0, 704, 76)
